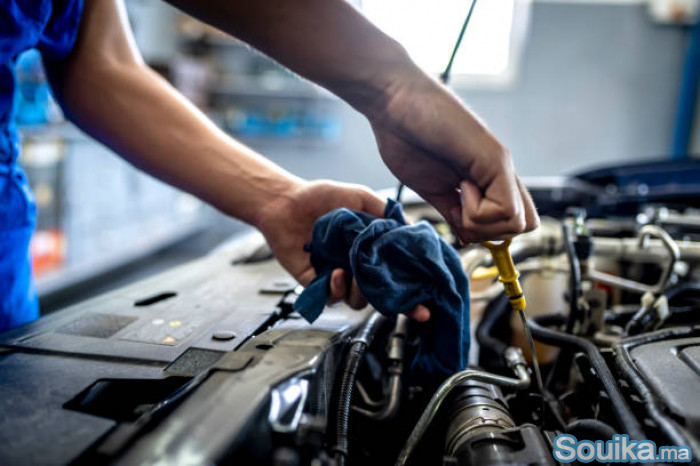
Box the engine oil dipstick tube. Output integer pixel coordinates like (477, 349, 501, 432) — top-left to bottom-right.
(482, 240, 546, 413)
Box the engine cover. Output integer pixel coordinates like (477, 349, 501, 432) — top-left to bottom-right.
(629, 333, 700, 436)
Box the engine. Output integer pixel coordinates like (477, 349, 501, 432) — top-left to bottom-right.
(1, 159, 700, 465)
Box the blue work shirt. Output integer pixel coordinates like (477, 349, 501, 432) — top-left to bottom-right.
(0, 0, 83, 332)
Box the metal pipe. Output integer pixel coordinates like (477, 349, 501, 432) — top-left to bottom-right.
(354, 315, 408, 421)
(353, 371, 402, 421)
(656, 209, 700, 229)
(463, 222, 699, 274)
(591, 237, 700, 263)
(395, 347, 530, 466)
(587, 225, 682, 295)
(587, 269, 651, 294)
(637, 224, 680, 291)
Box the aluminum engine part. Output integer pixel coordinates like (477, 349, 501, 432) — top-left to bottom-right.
(444, 380, 555, 466)
(444, 381, 515, 456)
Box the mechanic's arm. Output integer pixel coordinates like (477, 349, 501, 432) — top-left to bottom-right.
(165, 0, 540, 241)
(45, 0, 434, 319)
(46, 0, 297, 229)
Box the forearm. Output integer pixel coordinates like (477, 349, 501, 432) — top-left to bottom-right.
(48, 60, 300, 227)
(165, 0, 420, 117)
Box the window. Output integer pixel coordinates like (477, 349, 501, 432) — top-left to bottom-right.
(360, 0, 529, 86)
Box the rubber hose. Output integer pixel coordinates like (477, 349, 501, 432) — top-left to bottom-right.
(332, 313, 385, 466)
(566, 419, 617, 441)
(528, 317, 645, 440)
(476, 293, 511, 366)
(562, 223, 582, 334)
(664, 282, 700, 302)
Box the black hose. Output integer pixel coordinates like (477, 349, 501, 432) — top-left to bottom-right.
(545, 224, 584, 391)
(476, 293, 511, 367)
(663, 282, 700, 301)
(528, 317, 646, 440)
(625, 282, 700, 335)
(562, 223, 582, 334)
(613, 326, 700, 460)
(606, 304, 698, 328)
(566, 419, 617, 441)
(331, 312, 386, 466)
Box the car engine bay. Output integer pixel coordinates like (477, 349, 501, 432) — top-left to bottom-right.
(1, 159, 700, 465)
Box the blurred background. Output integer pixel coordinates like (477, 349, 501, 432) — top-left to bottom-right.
(17, 0, 700, 311)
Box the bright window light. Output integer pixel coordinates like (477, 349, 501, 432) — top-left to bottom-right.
(361, 0, 516, 77)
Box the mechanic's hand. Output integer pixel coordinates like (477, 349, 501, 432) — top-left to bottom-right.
(257, 180, 430, 322)
(370, 74, 539, 242)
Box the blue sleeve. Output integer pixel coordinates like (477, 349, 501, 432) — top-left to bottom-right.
(37, 0, 83, 62)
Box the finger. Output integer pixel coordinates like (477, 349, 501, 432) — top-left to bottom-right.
(460, 179, 514, 224)
(515, 176, 540, 232)
(453, 180, 527, 241)
(407, 304, 431, 322)
(328, 268, 348, 305)
(422, 189, 462, 227)
(347, 278, 368, 310)
(297, 268, 317, 288)
(453, 220, 527, 242)
(462, 179, 525, 227)
(452, 203, 528, 240)
(358, 188, 388, 218)
(426, 190, 511, 243)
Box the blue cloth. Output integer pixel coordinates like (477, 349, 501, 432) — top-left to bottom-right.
(0, 0, 83, 332)
(294, 199, 470, 383)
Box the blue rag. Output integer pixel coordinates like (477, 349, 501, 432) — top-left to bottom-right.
(294, 199, 470, 383)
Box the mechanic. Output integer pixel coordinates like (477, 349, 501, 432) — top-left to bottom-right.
(1, 0, 538, 332)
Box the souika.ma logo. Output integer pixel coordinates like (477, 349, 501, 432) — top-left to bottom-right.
(553, 434, 692, 463)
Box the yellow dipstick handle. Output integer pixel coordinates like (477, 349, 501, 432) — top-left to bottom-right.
(481, 239, 546, 414)
(482, 239, 527, 311)
(471, 266, 500, 281)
